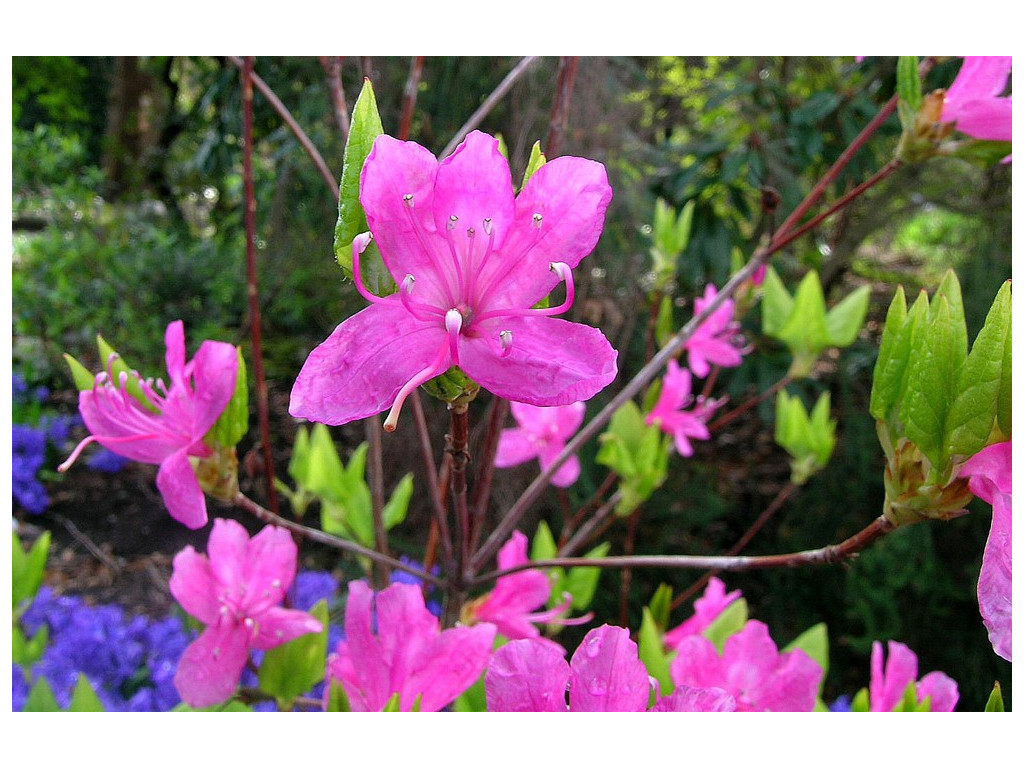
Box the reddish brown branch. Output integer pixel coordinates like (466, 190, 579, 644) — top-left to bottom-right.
(318, 56, 350, 141)
(544, 56, 579, 158)
(398, 56, 425, 141)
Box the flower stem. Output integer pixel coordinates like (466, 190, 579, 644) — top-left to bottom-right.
(473, 514, 895, 586)
(410, 390, 454, 579)
(233, 491, 442, 587)
(708, 374, 792, 433)
(398, 56, 425, 141)
(544, 56, 579, 158)
(468, 396, 509, 558)
(240, 57, 280, 517)
(318, 56, 350, 142)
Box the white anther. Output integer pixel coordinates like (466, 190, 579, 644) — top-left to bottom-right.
(482, 217, 493, 236)
(532, 213, 543, 228)
(499, 330, 513, 358)
(401, 274, 416, 293)
(403, 193, 414, 207)
(447, 214, 459, 230)
(466, 227, 476, 238)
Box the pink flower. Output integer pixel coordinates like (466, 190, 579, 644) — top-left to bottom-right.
(327, 580, 495, 711)
(289, 130, 617, 432)
(869, 640, 959, 711)
(495, 401, 585, 487)
(941, 56, 1012, 150)
(645, 359, 720, 457)
(169, 518, 323, 708)
(670, 620, 823, 711)
(486, 624, 736, 712)
(960, 440, 1012, 661)
(683, 284, 745, 379)
(663, 577, 742, 650)
(462, 530, 580, 642)
(59, 320, 238, 529)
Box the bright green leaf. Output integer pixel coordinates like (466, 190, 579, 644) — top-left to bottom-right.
(984, 681, 1005, 712)
(63, 353, 95, 391)
(782, 623, 829, 689)
(69, 675, 105, 712)
(702, 598, 748, 653)
(23, 677, 60, 712)
(258, 600, 329, 702)
(639, 608, 675, 697)
(383, 473, 414, 530)
(561, 542, 609, 611)
(648, 584, 674, 632)
(824, 285, 870, 347)
(210, 347, 248, 448)
(901, 295, 956, 468)
(521, 141, 546, 189)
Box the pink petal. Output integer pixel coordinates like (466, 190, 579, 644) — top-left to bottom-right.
(374, 582, 442, 691)
(961, 441, 1012, 502)
(870, 640, 918, 712)
(485, 638, 570, 712)
(206, 518, 252, 592)
(917, 671, 959, 712)
(251, 606, 323, 651)
(243, 525, 298, 612)
(156, 449, 208, 529)
(569, 625, 650, 712)
(670, 634, 725, 691)
(953, 97, 1012, 142)
(485, 155, 613, 308)
(749, 644, 822, 712)
(336, 580, 391, 711)
(471, 532, 552, 639)
(164, 320, 188, 388)
(432, 131, 515, 252)
(494, 428, 540, 468)
(78, 388, 181, 463)
(288, 300, 447, 426)
(168, 546, 221, 624)
(187, 339, 240, 438)
(979, 492, 1012, 661)
(401, 623, 496, 712)
(664, 577, 742, 648)
(538, 443, 581, 487)
(459, 315, 617, 407)
(174, 620, 250, 708)
(942, 56, 1012, 120)
(652, 685, 737, 712)
(360, 135, 451, 306)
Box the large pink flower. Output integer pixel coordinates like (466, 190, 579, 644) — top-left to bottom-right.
(683, 284, 745, 379)
(289, 130, 617, 432)
(869, 640, 959, 712)
(462, 530, 580, 642)
(495, 401, 586, 487)
(170, 518, 323, 708)
(960, 440, 1012, 661)
(663, 577, 742, 650)
(670, 620, 822, 711)
(486, 624, 736, 712)
(941, 56, 1012, 149)
(59, 320, 238, 529)
(645, 359, 720, 457)
(327, 580, 495, 711)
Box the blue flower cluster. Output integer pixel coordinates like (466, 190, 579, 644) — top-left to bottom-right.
(14, 587, 193, 711)
(12, 374, 83, 515)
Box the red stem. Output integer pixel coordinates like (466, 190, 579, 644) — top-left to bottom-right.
(398, 56, 425, 141)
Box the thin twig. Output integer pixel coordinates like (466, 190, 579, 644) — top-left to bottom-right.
(558, 490, 622, 558)
(473, 515, 896, 587)
(366, 414, 389, 587)
(440, 56, 540, 159)
(398, 56, 425, 141)
(544, 56, 579, 158)
(241, 57, 280, 516)
(233, 491, 442, 587)
(228, 56, 339, 200)
(467, 396, 509, 557)
(708, 374, 792, 433)
(671, 481, 799, 610)
(318, 56, 350, 141)
(411, 390, 454, 577)
(52, 513, 121, 573)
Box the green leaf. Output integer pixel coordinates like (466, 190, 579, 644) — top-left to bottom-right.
(702, 598, 748, 653)
(174, 699, 254, 712)
(287, 426, 312, 486)
(901, 295, 957, 468)
(639, 608, 675, 697)
(561, 542, 610, 611)
(531, 520, 558, 561)
(996, 285, 1012, 439)
(945, 280, 1011, 457)
(453, 672, 488, 712)
(382, 473, 414, 530)
(63, 352, 95, 391)
(334, 79, 384, 279)
(258, 600, 329, 702)
(23, 677, 60, 712)
(760, 266, 794, 337)
(13, 530, 51, 611)
(326, 679, 352, 712)
(655, 294, 675, 349)
(648, 584, 674, 632)
(210, 347, 248, 448)
(824, 285, 870, 347)
(382, 692, 402, 712)
(776, 271, 829, 377)
(521, 141, 546, 189)
(782, 623, 829, 689)
(984, 681, 1005, 712)
(897, 56, 922, 112)
(932, 269, 968, 372)
(96, 334, 152, 410)
(850, 687, 870, 712)
(13, 625, 49, 666)
(69, 675, 105, 712)
(870, 287, 927, 423)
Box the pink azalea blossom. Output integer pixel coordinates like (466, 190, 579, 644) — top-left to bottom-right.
(169, 518, 323, 708)
(326, 580, 495, 711)
(462, 530, 581, 642)
(960, 440, 1012, 661)
(495, 401, 585, 487)
(869, 640, 959, 711)
(670, 619, 823, 711)
(663, 577, 742, 650)
(486, 624, 736, 712)
(59, 320, 238, 529)
(683, 284, 745, 379)
(645, 359, 721, 457)
(290, 130, 617, 432)
(941, 56, 1012, 153)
